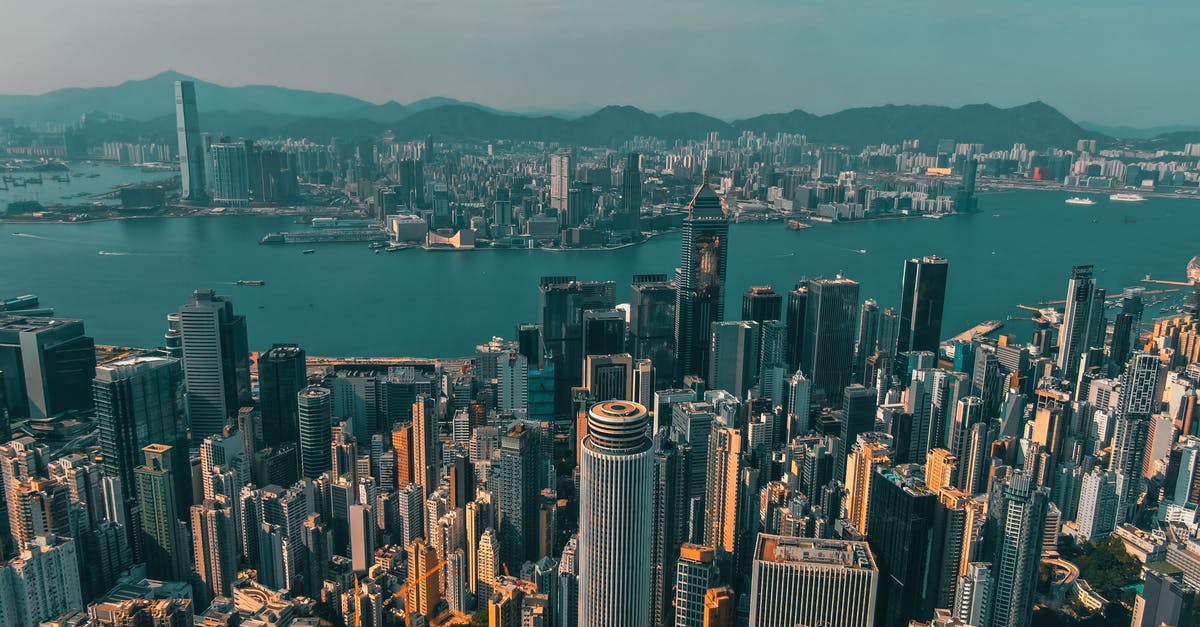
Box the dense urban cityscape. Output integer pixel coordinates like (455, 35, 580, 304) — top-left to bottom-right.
(3, 8, 1200, 627)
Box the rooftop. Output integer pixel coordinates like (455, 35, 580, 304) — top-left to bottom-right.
(755, 534, 877, 571)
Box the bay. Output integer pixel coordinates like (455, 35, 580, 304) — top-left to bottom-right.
(0, 189, 1195, 357)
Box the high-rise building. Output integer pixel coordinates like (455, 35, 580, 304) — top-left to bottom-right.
(0, 316, 96, 419)
(174, 80, 206, 201)
(191, 497, 238, 608)
(297, 386, 332, 479)
(412, 395, 439, 498)
(954, 562, 992, 626)
(748, 535, 878, 627)
(209, 142, 251, 206)
(674, 543, 722, 627)
(349, 503, 375, 574)
(703, 424, 743, 560)
(1109, 352, 1163, 521)
(985, 469, 1049, 627)
(784, 283, 809, 375)
(178, 289, 250, 441)
(742, 286, 782, 325)
(579, 401, 654, 627)
(801, 277, 860, 404)
(93, 355, 186, 544)
(855, 299, 881, 385)
(550, 150, 573, 212)
(1073, 470, 1119, 541)
(708, 321, 760, 399)
(539, 276, 617, 421)
(896, 256, 949, 358)
(675, 175, 729, 383)
(582, 308, 627, 358)
(258, 344, 307, 446)
(618, 152, 642, 232)
(1132, 570, 1195, 627)
(867, 464, 939, 626)
(135, 444, 190, 582)
(0, 533, 84, 626)
(406, 538, 442, 621)
(1057, 265, 1105, 380)
(630, 275, 677, 387)
(499, 424, 539, 570)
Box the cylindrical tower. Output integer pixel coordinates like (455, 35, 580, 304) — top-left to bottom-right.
(578, 401, 654, 627)
(297, 386, 331, 479)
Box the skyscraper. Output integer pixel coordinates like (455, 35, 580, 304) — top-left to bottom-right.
(178, 289, 250, 441)
(579, 401, 654, 627)
(742, 286, 783, 326)
(748, 535, 879, 627)
(499, 424, 539, 570)
(985, 469, 1049, 627)
(703, 423, 743, 560)
(618, 152, 642, 232)
(855, 299, 880, 385)
(0, 316, 96, 419)
(1132, 570, 1196, 627)
(209, 142, 251, 206)
(257, 344, 307, 446)
(93, 355, 186, 546)
(784, 283, 809, 375)
(191, 497, 238, 608)
(675, 174, 730, 382)
(0, 533, 84, 626)
(1057, 265, 1105, 380)
(708, 321, 760, 399)
(867, 464, 939, 626)
(135, 444, 190, 582)
(550, 151, 573, 212)
(674, 544, 722, 627)
(630, 274, 677, 386)
(175, 80, 207, 201)
(801, 277, 860, 404)
(896, 256, 949, 357)
(297, 386, 332, 479)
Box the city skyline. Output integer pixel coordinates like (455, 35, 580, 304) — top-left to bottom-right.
(1, 0, 1197, 127)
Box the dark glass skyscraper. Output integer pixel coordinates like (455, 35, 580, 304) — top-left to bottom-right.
(896, 255, 948, 356)
(784, 282, 809, 374)
(741, 286, 782, 326)
(674, 176, 729, 383)
(801, 277, 860, 404)
(174, 80, 206, 201)
(630, 275, 676, 389)
(618, 152, 642, 232)
(258, 344, 307, 445)
(1057, 265, 1105, 380)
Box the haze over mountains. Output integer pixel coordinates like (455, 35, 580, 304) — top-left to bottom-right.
(1, 70, 1173, 150)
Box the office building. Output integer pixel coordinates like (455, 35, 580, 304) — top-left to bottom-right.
(1132, 570, 1195, 627)
(855, 299, 881, 385)
(748, 536, 878, 627)
(618, 152, 642, 231)
(708, 321, 760, 399)
(258, 344, 307, 446)
(297, 386, 332, 479)
(499, 424, 539, 570)
(0, 533, 83, 626)
(0, 316, 96, 419)
(801, 277, 860, 404)
(630, 275, 677, 386)
(703, 423, 743, 560)
(896, 256, 949, 357)
(1057, 265, 1105, 380)
(550, 151, 573, 211)
(742, 286, 782, 325)
(784, 283, 808, 374)
(178, 290, 250, 441)
(174, 80, 206, 201)
(579, 401, 654, 627)
(867, 464, 939, 626)
(675, 175, 729, 382)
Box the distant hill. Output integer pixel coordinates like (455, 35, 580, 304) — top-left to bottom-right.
(1080, 121, 1200, 140)
(5, 71, 1116, 150)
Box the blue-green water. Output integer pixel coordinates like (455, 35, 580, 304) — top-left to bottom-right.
(1, 163, 174, 207)
(0, 189, 1195, 357)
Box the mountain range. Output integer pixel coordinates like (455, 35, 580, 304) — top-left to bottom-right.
(0, 71, 1132, 150)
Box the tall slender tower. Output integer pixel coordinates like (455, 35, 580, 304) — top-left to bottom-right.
(619, 152, 643, 232)
(174, 80, 206, 201)
(297, 386, 331, 479)
(191, 497, 238, 608)
(896, 256, 949, 357)
(985, 469, 1049, 627)
(801, 277, 860, 404)
(675, 173, 730, 382)
(178, 289, 250, 442)
(579, 401, 654, 627)
(1057, 265, 1105, 380)
(257, 344, 307, 446)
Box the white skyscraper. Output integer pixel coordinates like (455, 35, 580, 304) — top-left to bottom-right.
(578, 401, 653, 627)
(748, 535, 878, 627)
(1074, 470, 1119, 541)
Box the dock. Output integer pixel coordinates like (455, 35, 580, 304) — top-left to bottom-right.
(260, 228, 388, 245)
(947, 320, 1003, 343)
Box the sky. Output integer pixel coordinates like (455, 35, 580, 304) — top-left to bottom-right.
(2, 0, 1196, 126)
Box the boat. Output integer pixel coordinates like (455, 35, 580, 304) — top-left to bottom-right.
(1065, 197, 1096, 205)
(1110, 193, 1145, 202)
(368, 242, 387, 249)
(236, 280, 266, 286)
(301, 249, 316, 255)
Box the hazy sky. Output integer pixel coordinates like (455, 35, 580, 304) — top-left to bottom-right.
(2, 0, 1195, 126)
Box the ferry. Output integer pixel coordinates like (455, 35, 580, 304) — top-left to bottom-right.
(236, 280, 266, 286)
(1110, 193, 1145, 202)
(1065, 197, 1096, 205)
(301, 249, 316, 255)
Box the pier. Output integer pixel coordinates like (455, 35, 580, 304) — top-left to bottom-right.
(947, 319, 1004, 343)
